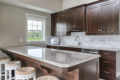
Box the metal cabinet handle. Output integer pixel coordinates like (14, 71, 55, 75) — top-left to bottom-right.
(73, 25, 76, 28)
(98, 29, 102, 32)
(104, 71, 110, 74)
(104, 61, 110, 63)
(104, 53, 109, 55)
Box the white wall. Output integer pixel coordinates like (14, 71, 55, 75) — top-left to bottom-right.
(63, 0, 99, 9)
(0, 3, 51, 47)
(19, 0, 63, 11)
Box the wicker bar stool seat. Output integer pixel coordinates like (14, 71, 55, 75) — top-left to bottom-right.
(5, 61, 21, 67)
(36, 76, 59, 80)
(0, 57, 10, 64)
(16, 67, 36, 80)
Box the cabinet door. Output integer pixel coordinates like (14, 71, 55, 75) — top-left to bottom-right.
(75, 6, 85, 32)
(101, 0, 119, 34)
(86, 3, 101, 35)
(55, 13, 68, 36)
(51, 14, 57, 36)
(67, 10, 76, 32)
(65, 11, 73, 35)
(67, 6, 85, 32)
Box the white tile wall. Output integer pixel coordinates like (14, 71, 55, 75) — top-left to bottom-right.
(59, 32, 120, 48)
(60, 36, 78, 45)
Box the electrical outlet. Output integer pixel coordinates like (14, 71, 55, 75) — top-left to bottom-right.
(19, 38, 23, 42)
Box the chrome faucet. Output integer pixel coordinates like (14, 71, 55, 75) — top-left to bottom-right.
(75, 36, 81, 45)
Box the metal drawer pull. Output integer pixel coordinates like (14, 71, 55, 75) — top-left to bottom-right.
(104, 53, 109, 55)
(104, 71, 110, 74)
(98, 29, 102, 31)
(104, 61, 110, 63)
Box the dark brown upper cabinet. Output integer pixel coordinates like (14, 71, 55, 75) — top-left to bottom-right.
(86, 0, 119, 35)
(71, 7, 85, 32)
(51, 12, 68, 36)
(51, 14, 56, 36)
(101, 0, 119, 34)
(51, 5, 85, 36)
(56, 12, 68, 36)
(86, 3, 101, 35)
(76, 7, 86, 32)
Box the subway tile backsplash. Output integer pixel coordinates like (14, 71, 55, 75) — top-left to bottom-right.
(59, 32, 120, 48)
(60, 36, 78, 45)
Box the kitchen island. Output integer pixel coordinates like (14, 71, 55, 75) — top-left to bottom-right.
(2, 46, 100, 80)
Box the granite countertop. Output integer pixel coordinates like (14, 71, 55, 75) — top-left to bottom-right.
(3, 46, 100, 68)
(48, 44, 120, 51)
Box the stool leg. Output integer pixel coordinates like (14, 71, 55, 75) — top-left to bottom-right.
(5, 69, 7, 80)
(0, 64, 2, 80)
(9, 70, 11, 80)
(15, 70, 16, 80)
(15, 70, 18, 80)
(33, 73, 36, 80)
(23, 78, 25, 80)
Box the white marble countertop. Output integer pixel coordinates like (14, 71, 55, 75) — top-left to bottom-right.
(48, 44, 120, 51)
(3, 46, 100, 68)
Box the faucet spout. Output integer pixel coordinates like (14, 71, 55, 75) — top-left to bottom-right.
(75, 36, 81, 45)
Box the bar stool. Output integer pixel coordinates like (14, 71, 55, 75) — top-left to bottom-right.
(16, 67, 36, 80)
(36, 76, 59, 80)
(0, 57, 10, 80)
(0, 50, 10, 80)
(5, 61, 21, 80)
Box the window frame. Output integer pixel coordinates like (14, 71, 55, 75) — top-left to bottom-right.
(25, 13, 46, 44)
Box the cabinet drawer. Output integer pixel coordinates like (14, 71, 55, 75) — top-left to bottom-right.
(100, 59, 116, 80)
(99, 50, 116, 59)
(100, 69, 116, 80)
(100, 58, 116, 75)
(100, 58, 116, 68)
(100, 62, 116, 75)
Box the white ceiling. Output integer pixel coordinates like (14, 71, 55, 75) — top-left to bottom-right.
(0, 0, 63, 13)
(0, 0, 99, 13)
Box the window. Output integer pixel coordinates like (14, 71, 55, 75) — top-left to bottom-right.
(27, 19, 45, 42)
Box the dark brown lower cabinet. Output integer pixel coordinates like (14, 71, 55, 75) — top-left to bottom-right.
(99, 50, 120, 80)
(47, 45, 120, 80)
